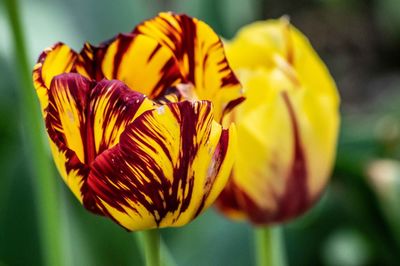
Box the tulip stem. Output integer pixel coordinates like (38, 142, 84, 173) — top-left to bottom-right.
(141, 229, 161, 266)
(134, 232, 176, 266)
(4, 0, 64, 266)
(254, 226, 287, 266)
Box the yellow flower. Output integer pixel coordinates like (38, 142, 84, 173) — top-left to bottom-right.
(216, 18, 340, 224)
(32, 12, 243, 231)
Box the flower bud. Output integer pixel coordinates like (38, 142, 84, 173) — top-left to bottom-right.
(216, 18, 340, 224)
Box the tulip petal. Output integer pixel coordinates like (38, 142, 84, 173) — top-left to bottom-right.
(74, 42, 107, 81)
(74, 34, 183, 99)
(217, 91, 309, 224)
(89, 78, 156, 158)
(33, 43, 78, 114)
(134, 12, 244, 121)
(87, 101, 235, 230)
(46, 73, 154, 200)
(217, 66, 339, 224)
(47, 138, 89, 202)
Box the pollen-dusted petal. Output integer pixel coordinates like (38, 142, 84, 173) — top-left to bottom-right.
(33, 43, 77, 114)
(134, 12, 244, 121)
(46, 73, 154, 201)
(87, 101, 235, 231)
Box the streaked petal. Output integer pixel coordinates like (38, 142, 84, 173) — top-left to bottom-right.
(46, 73, 154, 201)
(47, 73, 155, 162)
(48, 138, 88, 202)
(33, 43, 77, 114)
(73, 42, 107, 81)
(88, 78, 155, 158)
(87, 101, 236, 230)
(46, 73, 92, 163)
(134, 12, 244, 121)
(74, 34, 183, 98)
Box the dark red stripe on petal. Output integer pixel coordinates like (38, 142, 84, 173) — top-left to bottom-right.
(74, 42, 107, 81)
(149, 57, 183, 98)
(112, 34, 134, 79)
(148, 43, 163, 63)
(220, 96, 245, 122)
(194, 128, 230, 217)
(180, 15, 196, 83)
(274, 91, 309, 221)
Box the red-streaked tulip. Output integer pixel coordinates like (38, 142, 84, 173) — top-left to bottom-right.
(215, 18, 340, 224)
(33, 12, 243, 231)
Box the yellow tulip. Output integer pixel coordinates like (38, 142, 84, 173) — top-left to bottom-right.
(216, 18, 340, 224)
(32, 12, 243, 231)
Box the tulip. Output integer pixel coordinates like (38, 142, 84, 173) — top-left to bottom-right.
(32, 12, 243, 231)
(216, 17, 340, 225)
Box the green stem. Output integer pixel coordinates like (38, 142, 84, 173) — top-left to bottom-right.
(4, 1, 64, 266)
(141, 230, 161, 266)
(134, 232, 176, 266)
(254, 226, 287, 266)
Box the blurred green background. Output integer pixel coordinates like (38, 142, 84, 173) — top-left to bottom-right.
(2, 0, 400, 265)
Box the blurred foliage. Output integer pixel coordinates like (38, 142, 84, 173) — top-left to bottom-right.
(2, 0, 400, 265)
